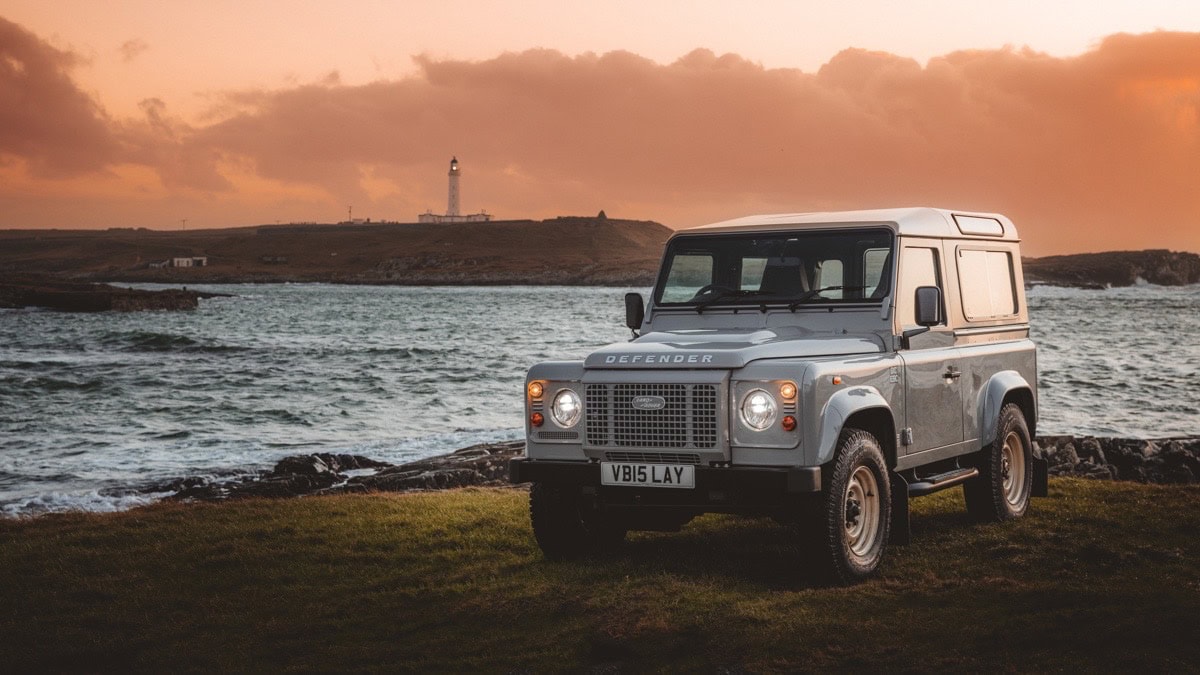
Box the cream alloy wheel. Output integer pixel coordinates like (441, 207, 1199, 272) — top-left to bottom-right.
(845, 465, 881, 560)
(1001, 431, 1028, 508)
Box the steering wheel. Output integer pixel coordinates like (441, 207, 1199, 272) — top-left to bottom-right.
(690, 284, 735, 301)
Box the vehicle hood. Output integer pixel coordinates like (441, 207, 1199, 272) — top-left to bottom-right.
(584, 327, 885, 369)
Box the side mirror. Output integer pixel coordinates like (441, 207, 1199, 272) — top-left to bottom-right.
(624, 292, 645, 331)
(914, 286, 943, 327)
(901, 286, 943, 349)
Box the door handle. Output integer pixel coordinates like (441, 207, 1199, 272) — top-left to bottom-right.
(943, 366, 962, 381)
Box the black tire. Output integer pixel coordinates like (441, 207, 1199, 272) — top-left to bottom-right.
(803, 428, 891, 584)
(964, 403, 1033, 522)
(529, 483, 626, 560)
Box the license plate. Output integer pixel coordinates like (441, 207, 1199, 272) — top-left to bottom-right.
(600, 462, 695, 489)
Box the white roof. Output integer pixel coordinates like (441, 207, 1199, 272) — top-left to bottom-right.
(682, 207, 1019, 241)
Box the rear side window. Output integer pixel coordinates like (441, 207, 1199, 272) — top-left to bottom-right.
(957, 249, 1016, 319)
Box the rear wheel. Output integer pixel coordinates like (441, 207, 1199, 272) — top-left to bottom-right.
(802, 429, 891, 584)
(529, 483, 626, 560)
(964, 403, 1033, 522)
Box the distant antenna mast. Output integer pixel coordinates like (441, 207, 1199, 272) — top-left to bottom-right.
(347, 205, 352, 223)
(180, 218, 187, 231)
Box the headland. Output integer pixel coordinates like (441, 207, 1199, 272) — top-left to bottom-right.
(3, 219, 1198, 289)
(0, 216, 672, 286)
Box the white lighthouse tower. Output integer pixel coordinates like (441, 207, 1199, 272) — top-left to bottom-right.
(417, 157, 492, 223)
(447, 156, 461, 217)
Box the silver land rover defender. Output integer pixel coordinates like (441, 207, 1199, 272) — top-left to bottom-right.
(509, 208, 1047, 583)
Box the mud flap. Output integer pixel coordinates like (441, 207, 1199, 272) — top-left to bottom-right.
(889, 472, 910, 545)
(1032, 455, 1049, 498)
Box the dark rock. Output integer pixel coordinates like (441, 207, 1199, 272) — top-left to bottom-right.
(1056, 443, 1080, 468)
(1079, 438, 1107, 465)
(164, 440, 525, 503)
(273, 455, 335, 476)
(1162, 464, 1196, 485)
(234, 473, 340, 498)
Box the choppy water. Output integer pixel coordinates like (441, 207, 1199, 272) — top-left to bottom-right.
(1, 283, 1197, 515)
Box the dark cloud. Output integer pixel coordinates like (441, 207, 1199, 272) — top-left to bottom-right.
(0, 17, 119, 176)
(119, 38, 148, 63)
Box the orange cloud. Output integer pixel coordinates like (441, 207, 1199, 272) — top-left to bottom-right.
(2, 18, 1199, 255)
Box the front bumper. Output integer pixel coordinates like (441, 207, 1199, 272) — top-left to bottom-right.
(509, 458, 822, 507)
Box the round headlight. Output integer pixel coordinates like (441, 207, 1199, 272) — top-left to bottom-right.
(740, 389, 778, 431)
(551, 389, 582, 428)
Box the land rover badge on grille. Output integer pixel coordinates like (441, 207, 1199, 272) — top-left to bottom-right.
(630, 395, 667, 411)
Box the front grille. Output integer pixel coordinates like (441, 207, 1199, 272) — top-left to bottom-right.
(604, 451, 701, 465)
(585, 383, 718, 449)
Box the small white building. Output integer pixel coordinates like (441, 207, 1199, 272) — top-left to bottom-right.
(417, 157, 493, 223)
(171, 257, 208, 268)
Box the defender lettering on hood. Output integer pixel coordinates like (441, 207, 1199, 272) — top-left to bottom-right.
(585, 334, 884, 369)
(604, 354, 714, 365)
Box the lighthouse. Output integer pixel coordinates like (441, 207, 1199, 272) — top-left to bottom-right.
(447, 157, 461, 217)
(417, 157, 493, 223)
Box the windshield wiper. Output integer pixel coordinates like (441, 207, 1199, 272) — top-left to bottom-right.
(695, 289, 770, 313)
(788, 285, 869, 311)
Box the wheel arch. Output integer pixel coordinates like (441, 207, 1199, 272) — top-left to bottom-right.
(815, 387, 897, 468)
(978, 371, 1036, 443)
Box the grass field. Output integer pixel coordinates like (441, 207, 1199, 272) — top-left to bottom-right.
(2, 479, 1198, 672)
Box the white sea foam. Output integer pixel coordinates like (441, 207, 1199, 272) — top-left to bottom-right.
(1, 489, 176, 518)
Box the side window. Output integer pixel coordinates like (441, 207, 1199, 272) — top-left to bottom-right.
(957, 249, 1016, 319)
(898, 246, 941, 326)
(661, 254, 713, 303)
(863, 248, 890, 297)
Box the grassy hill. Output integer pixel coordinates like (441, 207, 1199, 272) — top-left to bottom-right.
(2, 479, 1198, 671)
(0, 217, 672, 285)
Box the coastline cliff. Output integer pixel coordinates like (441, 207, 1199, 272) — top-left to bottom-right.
(0, 217, 672, 287)
(1023, 249, 1200, 288)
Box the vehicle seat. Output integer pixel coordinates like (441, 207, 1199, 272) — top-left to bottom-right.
(759, 258, 810, 297)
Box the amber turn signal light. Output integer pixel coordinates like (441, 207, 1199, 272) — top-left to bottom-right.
(530, 412, 544, 427)
(528, 382, 544, 398)
(780, 382, 797, 400)
(781, 415, 797, 432)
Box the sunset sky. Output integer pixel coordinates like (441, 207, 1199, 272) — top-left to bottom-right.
(3, 1, 1200, 255)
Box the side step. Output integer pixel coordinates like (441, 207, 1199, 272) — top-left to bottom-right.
(907, 467, 979, 497)
(892, 467, 980, 545)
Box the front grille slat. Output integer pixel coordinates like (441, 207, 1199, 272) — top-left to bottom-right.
(585, 383, 718, 451)
(605, 451, 701, 464)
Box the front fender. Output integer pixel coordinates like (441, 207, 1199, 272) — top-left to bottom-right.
(977, 370, 1034, 444)
(814, 386, 893, 465)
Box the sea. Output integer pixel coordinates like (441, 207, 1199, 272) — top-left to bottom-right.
(2, 283, 1198, 516)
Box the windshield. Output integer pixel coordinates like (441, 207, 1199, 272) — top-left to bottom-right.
(654, 228, 894, 307)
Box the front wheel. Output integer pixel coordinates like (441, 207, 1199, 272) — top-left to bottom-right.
(529, 483, 626, 560)
(964, 403, 1033, 522)
(804, 429, 891, 584)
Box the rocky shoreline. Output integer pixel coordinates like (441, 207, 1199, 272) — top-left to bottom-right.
(1023, 249, 1200, 288)
(0, 274, 229, 311)
(144, 435, 1200, 504)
